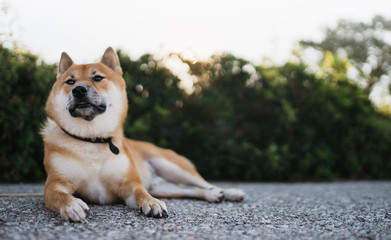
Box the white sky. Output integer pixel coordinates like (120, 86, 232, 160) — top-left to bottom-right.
(3, 0, 390, 65)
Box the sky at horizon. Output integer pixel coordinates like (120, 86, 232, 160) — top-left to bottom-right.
(2, 0, 390, 65)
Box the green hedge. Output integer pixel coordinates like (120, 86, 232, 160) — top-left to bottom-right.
(1, 45, 390, 182)
(0, 45, 55, 182)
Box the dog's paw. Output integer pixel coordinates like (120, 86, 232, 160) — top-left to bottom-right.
(223, 188, 245, 202)
(59, 198, 89, 223)
(140, 198, 168, 218)
(204, 188, 224, 203)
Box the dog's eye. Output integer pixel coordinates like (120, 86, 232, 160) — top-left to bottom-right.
(65, 79, 75, 85)
(92, 75, 104, 82)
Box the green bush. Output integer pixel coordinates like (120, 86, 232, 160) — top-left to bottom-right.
(152, 56, 391, 181)
(0, 45, 55, 182)
(1, 45, 390, 182)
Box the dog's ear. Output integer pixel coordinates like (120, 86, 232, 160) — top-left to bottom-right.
(100, 47, 122, 74)
(58, 52, 73, 76)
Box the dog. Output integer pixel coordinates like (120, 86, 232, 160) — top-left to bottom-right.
(41, 47, 245, 222)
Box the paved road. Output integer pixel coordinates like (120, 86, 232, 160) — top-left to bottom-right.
(0, 182, 390, 239)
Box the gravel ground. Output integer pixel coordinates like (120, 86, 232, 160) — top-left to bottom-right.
(0, 182, 390, 240)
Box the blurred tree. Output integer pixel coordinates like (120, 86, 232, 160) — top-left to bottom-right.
(2, 14, 391, 182)
(301, 15, 391, 96)
(178, 52, 391, 181)
(117, 51, 187, 149)
(0, 0, 16, 48)
(0, 45, 56, 182)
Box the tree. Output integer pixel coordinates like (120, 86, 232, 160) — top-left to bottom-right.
(117, 51, 187, 148)
(1, 19, 391, 182)
(0, 45, 56, 182)
(178, 52, 391, 181)
(301, 15, 391, 97)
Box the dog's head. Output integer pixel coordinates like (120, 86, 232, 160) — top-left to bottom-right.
(46, 47, 128, 137)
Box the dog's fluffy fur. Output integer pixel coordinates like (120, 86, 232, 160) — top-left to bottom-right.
(41, 47, 245, 222)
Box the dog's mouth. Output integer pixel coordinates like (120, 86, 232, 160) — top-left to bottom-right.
(67, 85, 107, 121)
(75, 102, 92, 109)
(75, 102, 106, 112)
(69, 101, 107, 121)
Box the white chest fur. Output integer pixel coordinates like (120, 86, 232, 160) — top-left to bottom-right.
(52, 151, 130, 204)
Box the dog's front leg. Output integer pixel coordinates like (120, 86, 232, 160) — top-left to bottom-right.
(44, 177, 89, 223)
(120, 182, 168, 218)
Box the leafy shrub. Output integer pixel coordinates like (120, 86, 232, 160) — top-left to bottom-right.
(0, 45, 55, 182)
(1, 46, 390, 182)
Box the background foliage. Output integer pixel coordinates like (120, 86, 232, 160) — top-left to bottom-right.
(1, 16, 391, 182)
(0, 45, 55, 181)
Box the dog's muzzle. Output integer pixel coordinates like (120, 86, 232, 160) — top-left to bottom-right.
(68, 85, 106, 121)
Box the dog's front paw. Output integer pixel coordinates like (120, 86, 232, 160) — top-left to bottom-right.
(59, 198, 89, 223)
(204, 188, 224, 203)
(223, 188, 245, 202)
(140, 198, 168, 218)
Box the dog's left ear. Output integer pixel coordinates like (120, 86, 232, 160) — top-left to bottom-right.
(100, 47, 122, 74)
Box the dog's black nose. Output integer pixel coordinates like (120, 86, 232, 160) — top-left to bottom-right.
(72, 85, 88, 98)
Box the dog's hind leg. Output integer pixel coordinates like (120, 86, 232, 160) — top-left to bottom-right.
(146, 156, 245, 202)
(148, 177, 224, 203)
(146, 157, 211, 187)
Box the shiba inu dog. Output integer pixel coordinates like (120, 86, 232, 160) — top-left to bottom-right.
(41, 47, 245, 223)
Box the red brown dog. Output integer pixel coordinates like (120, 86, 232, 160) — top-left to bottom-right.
(41, 47, 245, 222)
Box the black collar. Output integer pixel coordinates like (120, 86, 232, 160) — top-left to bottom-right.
(61, 128, 120, 155)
